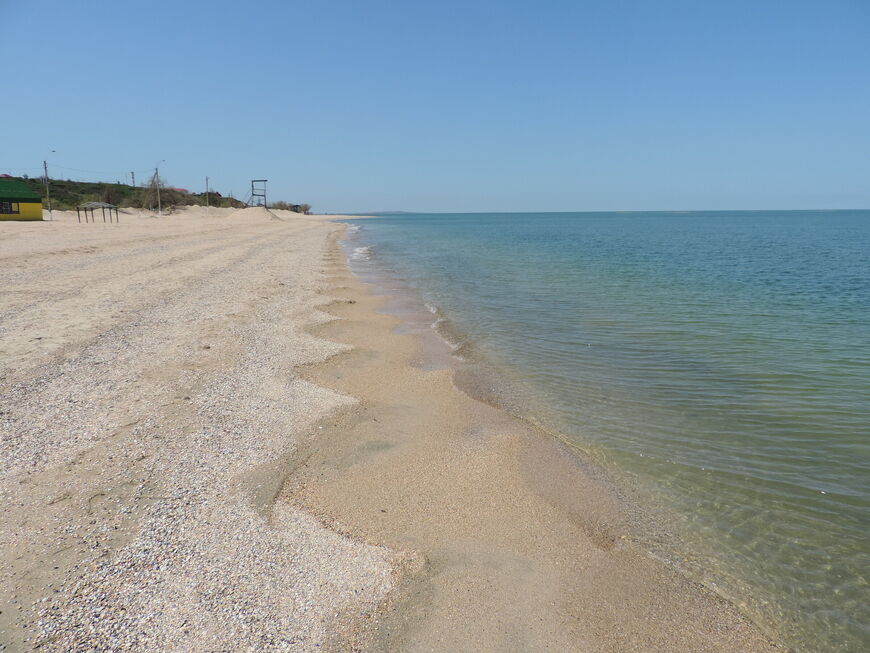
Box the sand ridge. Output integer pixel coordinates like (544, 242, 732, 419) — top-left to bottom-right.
(0, 209, 391, 651)
(281, 230, 784, 652)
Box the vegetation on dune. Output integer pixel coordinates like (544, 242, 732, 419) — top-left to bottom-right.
(269, 200, 311, 214)
(8, 176, 310, 213)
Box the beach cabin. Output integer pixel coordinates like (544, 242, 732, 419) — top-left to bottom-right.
(0, 179, 43, 220)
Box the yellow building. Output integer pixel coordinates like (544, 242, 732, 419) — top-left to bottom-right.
(0, 179, 43, 220)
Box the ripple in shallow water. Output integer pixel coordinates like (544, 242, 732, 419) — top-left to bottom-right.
(345, 210, 870, 653)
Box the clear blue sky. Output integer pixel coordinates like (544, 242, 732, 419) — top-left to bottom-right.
(2, 0, 868, 212)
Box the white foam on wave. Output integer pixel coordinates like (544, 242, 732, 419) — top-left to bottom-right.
(350, 246, 373, 261)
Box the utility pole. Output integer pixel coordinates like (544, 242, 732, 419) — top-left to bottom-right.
(131, 171, 135, 187)
(205, 176, 209, 213)
(155, 167, 162, 216)
(43, 160, 52, 220)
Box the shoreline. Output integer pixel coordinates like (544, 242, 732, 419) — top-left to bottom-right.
(283, 225, 782, 651)
(337, 217, 788, 645)
(334, 211, 870, 653)
(0, 207, 782, 651)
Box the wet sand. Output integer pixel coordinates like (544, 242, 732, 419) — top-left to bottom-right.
(283, 231, 782, 652)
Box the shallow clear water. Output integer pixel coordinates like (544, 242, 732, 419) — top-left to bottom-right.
(344, 211, 870, 652)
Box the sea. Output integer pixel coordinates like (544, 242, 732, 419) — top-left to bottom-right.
(340, 210, 869, 653)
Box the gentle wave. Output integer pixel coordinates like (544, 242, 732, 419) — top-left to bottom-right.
(349, 245, 373, 261)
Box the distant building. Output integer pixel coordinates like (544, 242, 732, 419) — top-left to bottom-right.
(0, 179, 42, 220)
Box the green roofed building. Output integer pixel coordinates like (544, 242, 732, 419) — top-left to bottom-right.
(0, 179, 43, 220)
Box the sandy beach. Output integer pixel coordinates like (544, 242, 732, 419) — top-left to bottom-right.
(1, 207, 780, 651)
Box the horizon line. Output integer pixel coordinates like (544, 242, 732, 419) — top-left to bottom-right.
(335, 207, 870, 215)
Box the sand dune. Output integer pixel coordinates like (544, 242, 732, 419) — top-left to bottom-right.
(0, 208, 390, 651)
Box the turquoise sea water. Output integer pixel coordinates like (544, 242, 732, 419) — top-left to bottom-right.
(344, 211, 869, 652)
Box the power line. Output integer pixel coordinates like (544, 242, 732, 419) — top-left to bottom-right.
(0, 165, 44, 172)
(1, 160, 236, 202)
(47, 163, 121, 175)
